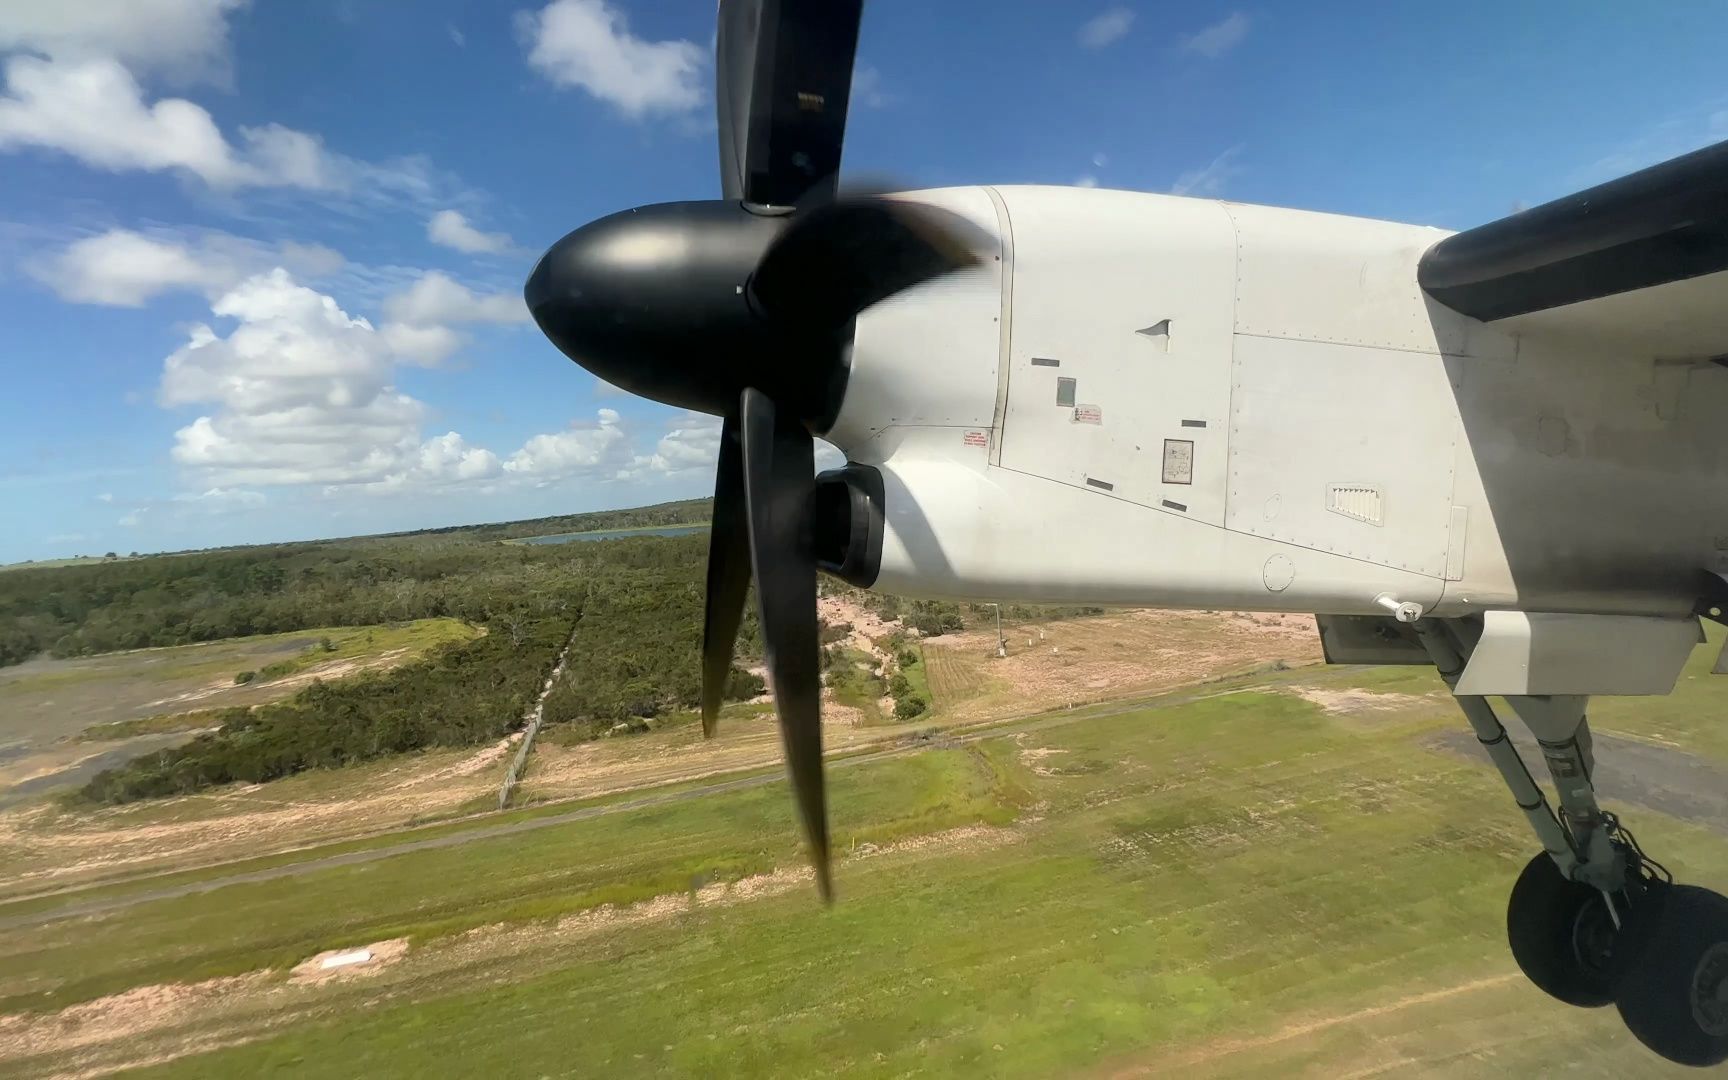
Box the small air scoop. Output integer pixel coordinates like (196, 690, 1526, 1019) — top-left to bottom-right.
(1136, 319, 1171, 351)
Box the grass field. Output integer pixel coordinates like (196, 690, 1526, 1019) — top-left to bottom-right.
(926, 634, 992, 708)
(0, 618, 480, 809)
(501, 521, 712, 545)
(4, 644, 1725, 1078)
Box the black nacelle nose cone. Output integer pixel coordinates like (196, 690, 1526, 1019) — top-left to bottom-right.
(525, 200, 788, 417)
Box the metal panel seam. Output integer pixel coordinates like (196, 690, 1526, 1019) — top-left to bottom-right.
(983, 185, 1015, 469)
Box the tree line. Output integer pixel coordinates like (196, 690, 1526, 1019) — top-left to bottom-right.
(0, 499, 715, 668)
(73, 530, 766, 804)
(16, 497, 1114, 805)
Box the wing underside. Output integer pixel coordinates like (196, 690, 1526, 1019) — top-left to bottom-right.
(1420, 139, 1728, 356)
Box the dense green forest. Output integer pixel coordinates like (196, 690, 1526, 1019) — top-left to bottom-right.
(71, 531, 766, 804)
(4, 497, 1110, 806)
(80, 614, 571, 803)
(539, 561, 764, 741)
(0, 499, 712, 668)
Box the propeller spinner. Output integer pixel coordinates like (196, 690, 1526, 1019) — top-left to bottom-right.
(524, 0, 980, 900)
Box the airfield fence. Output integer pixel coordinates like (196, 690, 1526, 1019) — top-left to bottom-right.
(498, 620, 581, 810)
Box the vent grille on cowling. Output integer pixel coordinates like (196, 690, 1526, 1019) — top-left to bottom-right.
(1326, 484, 1384, 525)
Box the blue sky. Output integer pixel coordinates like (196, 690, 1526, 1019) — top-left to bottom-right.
(2, 1, 1725, 563)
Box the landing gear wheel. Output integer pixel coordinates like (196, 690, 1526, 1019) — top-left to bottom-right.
(1506, 852, 1618, 1007)
(1614, 883, 1728, 1068)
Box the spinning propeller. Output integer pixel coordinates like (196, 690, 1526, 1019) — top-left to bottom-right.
(525, 0, 981, 899)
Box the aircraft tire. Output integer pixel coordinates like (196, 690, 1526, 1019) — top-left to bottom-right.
(1614, 883, 1728, 1067)
(1505, 851, 1618, 1008)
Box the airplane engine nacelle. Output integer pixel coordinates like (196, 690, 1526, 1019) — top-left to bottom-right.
(823, 183, 1728, 620)
(825, 185, 1444, 614)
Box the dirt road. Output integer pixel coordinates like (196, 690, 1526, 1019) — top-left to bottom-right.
(0, 688, 1210, 932)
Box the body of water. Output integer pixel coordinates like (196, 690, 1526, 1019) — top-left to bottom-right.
(514, 524, 709, 546)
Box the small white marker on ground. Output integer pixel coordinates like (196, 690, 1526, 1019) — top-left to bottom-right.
(319, 948, 373, 970)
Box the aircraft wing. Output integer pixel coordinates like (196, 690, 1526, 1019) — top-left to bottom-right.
(1419, 139, 1728, 356)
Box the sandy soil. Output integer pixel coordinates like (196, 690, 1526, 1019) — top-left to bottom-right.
(289, 938, 410, 985)
(0, 737, 514, 895)
(141, 649, 413, 712)
(1016, 738, 1071, 777)
(925, 609, 1321, 724)
(1288, 687, 1432, 715)
(818, 592, 900, 670)
(0, 972, 276, 1064)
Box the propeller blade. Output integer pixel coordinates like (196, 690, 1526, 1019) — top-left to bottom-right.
(738, 386, 831, 900)
(750, 198, 987, 332)
(716, 0, 865, 208)
(701, 414, 753, 738)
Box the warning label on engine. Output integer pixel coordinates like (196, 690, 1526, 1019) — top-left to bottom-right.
(1072, 405, 1102, 424)
(962, 430, 989, 447)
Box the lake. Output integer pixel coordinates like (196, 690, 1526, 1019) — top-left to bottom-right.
(514, 524, 709, 545)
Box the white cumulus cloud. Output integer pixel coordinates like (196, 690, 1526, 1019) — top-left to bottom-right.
(427, 209, 514, 254)
(173, 486, 265, 506)
(377, 270, 528, 365)
(0, 55, 250, 184)
(413, 432, 501, 483)
(377, 321, 463, 367)
(637, 412, 721, 476)
(31, 227, 344, 307)
(504, 407, 633, 483)
(162, 270, 445, 487)
(382, 270, 526, 326)
(519, 0, 705, 117)
(0, 54, 356, 190)
(0, 54, 445, 203)
(147, 271, 714, 500)
(40, 230, 220, 306)
(621, 412, 845, 480)
(0, 0, 246, 85)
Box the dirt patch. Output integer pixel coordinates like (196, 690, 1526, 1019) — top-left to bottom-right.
(0, 972, 274, 1062)
(818, 593, 902, 671)
(394, 736, 515, 790)
(289, 938, 410, 985)
(0, 741, 511, 894)
(1289, 687, 1430, 715)
(1016, 736, 1070, 777)
(925, 608, 1322, 724)
(850, 823, 1018, 860)
(142, 649, 412, 712)
(520, 706, 904, 806)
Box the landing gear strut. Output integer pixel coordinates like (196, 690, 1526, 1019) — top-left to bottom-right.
(1414, 617, 1728, 1068)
